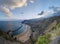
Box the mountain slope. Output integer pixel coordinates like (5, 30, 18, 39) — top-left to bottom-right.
(22, 16, 60, 41)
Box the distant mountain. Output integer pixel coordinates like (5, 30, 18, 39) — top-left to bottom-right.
(22, 10, 60, 26)
(22, 15, 60, 25)
(22, 15, 60, 28)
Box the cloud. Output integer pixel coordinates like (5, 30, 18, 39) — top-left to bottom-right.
(49, 6, 60, 12)
(38, 11, 44, 15)
(0, 0, 34, 17)
(0, 0, 27, 9)
(38, 10, 54, 16)
(0, 6, 13, 17)
(30, 0, 34, 3)
(39, 6, 60, 18)
(38, 6, 60, 16)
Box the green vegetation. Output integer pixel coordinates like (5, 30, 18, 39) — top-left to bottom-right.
(52, 23, 60, 36)
(36, 23, 60, 44)
(57, 23, 60, 28)
(51, 26, 56, 30)
(36, 34, 51, 44)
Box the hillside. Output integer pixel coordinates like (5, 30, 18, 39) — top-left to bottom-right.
(22, 16, 60, 41)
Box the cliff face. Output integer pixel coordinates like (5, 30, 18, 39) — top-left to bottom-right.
(22, 16, 60, 40)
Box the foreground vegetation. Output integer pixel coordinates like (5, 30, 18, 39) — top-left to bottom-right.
(36, 34, 51, 44)
(36, 23, 60, 44)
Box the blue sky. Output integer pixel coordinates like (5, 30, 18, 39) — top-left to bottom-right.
(0, 0, 60, 20)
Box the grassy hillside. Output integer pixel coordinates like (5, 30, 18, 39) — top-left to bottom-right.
(36, 22, 60, 44)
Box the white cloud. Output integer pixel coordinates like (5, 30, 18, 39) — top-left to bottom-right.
(0, 0, 27, 9)
(0, 6, 13, 17)
(38, 10, 54, 16)
(39, 6, 60, 16)
(39, 6, 60, 18)
(30, 0, 34, 3)
(0, 0, 34, 17)
(49, 6, 60, 12)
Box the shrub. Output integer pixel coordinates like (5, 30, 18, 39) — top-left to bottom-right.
(58, 23, 60, 28)
(36, 34, 51, 44)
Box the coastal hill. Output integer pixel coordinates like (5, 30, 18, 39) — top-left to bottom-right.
(22, 16, 60, 41)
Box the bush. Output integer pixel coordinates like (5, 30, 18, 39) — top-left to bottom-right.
(58, 23, 60, 28)
(36, 34, 51, 44)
